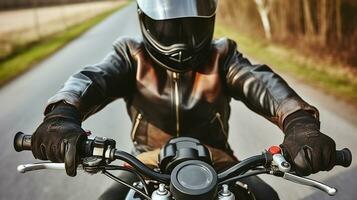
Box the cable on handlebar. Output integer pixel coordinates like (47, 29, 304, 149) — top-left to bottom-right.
(218, 154, 270, 182)
(114, 150, 170, 184)
(104, 165, 149, 195)
(103, 170, 152, 200)
(218, 169, 269, 186)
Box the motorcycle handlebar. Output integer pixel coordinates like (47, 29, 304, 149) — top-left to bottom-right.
(335, 148, 352, 168)
(14, 132, 170, 182)
(13, 132, 353, 168)
(14, 132, 31, 152)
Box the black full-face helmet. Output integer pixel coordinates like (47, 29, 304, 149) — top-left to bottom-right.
(137, 0, 217, 72)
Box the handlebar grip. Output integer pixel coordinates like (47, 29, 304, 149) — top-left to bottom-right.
(335, 148, 352, 167)
(13, 132, 93, 157)
(14, 132, 32, 152)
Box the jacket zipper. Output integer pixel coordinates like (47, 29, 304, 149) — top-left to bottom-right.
(173, 72, 180, 136)
(213, 112, 229, 148)
(131, 113, 142, 142)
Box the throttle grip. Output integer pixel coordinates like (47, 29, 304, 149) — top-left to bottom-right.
(14, 132, 94, 157)
(14, 132, 32, 152)
(335, 148, 352, 167)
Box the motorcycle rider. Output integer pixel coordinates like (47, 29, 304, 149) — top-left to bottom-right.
(30, 0, 336, 199)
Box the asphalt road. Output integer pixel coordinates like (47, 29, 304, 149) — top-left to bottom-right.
(0, 4, 356, 200)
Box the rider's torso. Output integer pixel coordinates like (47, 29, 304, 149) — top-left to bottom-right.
(125, 39, 233, 154)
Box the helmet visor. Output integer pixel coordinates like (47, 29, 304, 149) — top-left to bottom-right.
(143, 16, 215, 48)
(137, 0, 217, 20)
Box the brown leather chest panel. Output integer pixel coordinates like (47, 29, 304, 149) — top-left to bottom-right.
(128, 47, 231, 151)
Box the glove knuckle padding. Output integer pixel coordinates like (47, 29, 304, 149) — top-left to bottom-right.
(284, 130, 335, 175)
(282, 110, 336, 176)
(31, 102, 87, 176)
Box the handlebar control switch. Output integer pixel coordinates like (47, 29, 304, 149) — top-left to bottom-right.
(268, 146, 291, 172)
(92, 137, 116, 161)
(268, 146, 281, 155)
(273, 154, 291, 172)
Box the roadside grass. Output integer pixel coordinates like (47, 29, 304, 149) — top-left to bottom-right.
(215, 23, 357, 105)
(0, 1, 129, 87)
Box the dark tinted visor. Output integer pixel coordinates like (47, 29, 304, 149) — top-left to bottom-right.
(143, 16, 215, 47)
(137, 0, 217, 20)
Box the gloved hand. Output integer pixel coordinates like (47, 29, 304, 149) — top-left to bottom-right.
(281, 110, 336, 176)
(31, 102, 87, 177)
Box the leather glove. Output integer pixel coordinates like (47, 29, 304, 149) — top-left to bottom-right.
(281, 110, 336, 176)
(31, 102, 87, 177)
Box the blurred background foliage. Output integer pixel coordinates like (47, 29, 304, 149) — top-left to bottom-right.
(217, 0, 357, 68)
(0, 0, 356, 102)
(216, 0, 357, 104)
(0, 0, 101, 9)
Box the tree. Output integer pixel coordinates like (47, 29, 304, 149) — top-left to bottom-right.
(253, 0, 273, 40)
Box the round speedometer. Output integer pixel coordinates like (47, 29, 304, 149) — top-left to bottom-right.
(170, 160, 218, 200)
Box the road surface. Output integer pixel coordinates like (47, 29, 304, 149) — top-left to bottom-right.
(0, 1, 124, 58)
(0, 3, 356, 200)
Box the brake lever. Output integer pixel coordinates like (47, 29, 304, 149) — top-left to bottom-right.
(17, 159, 105, 174)
(283, 172, 337, 196)
(17, 162, 66, 173)
(268, 146, 337, 196)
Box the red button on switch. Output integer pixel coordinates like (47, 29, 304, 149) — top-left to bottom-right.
(268, 146, 281, 155)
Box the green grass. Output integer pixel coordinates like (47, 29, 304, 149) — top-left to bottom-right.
(0, 1, 129, 87)
(215, 23, 357, 105)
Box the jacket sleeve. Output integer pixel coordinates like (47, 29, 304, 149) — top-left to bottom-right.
(223, 39, 319, 129)
(45, 38, 136, 120)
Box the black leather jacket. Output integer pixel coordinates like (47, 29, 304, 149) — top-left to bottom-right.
(45, 37, 318, 156)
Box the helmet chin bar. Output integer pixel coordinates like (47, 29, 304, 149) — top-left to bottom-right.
(169, 50, 193, 63)
(145, 48, 192, 73)
(138, 9, 214, 72)
(145, 39, 195, 64)
(142, 31, 213, 72)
